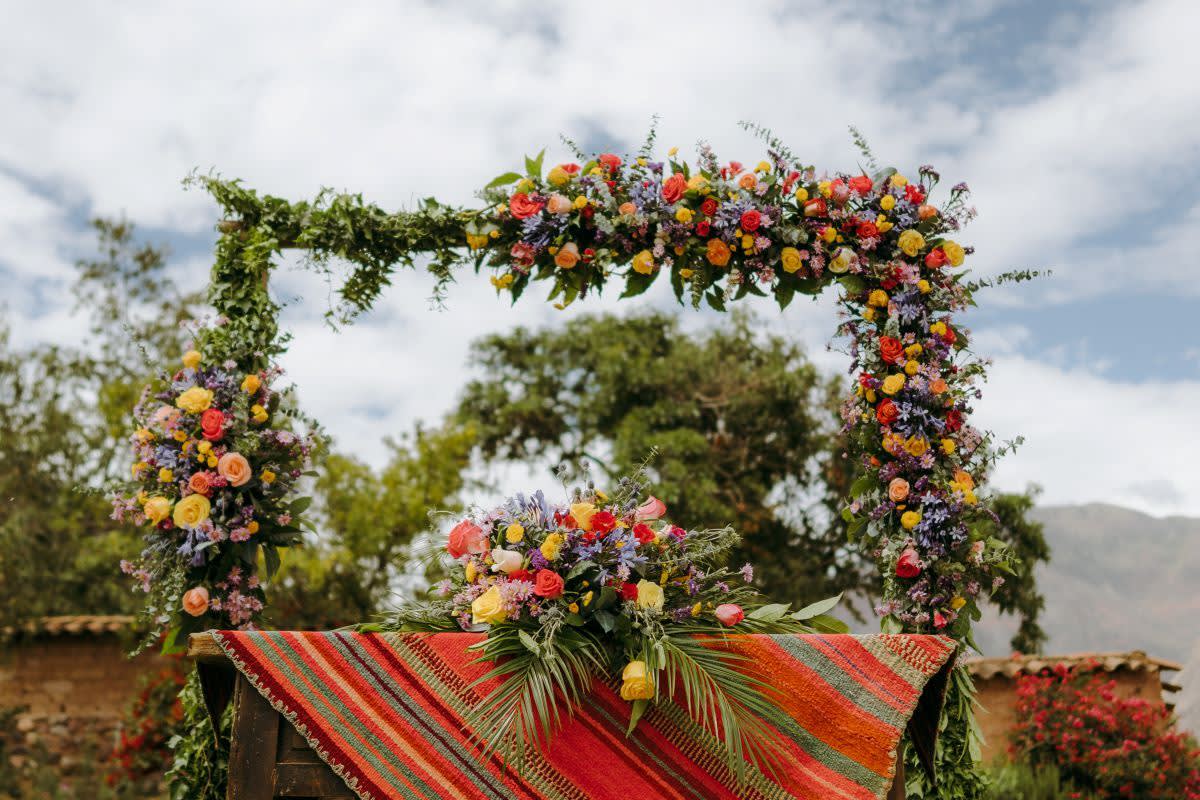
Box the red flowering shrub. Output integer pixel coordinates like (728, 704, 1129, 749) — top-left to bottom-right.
(105, 661, 188, 790)
(1010, 661, 1200, 799)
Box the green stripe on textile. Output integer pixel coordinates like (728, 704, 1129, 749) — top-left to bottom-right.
(770, 636, 911, 729)
(384, 634, 580, 800)
(754, 699, 888, 796)
(859, 637, 930, 688)
(257, 632, 439, 800)
(326, 634, 512, 800)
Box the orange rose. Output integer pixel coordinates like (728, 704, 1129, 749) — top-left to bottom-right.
(188, 472, 212, 496)
(888, 478, 910, 503)
(917, 204, 938, 221)
(182, 586, 209, 617)
(954, 470, 975, 489)
(706, 239, 731, 267)
(554, 242, 580, 270)
(738, 173, 758, 190)
(618, 202, 637, 216)
(217, 452, 251, 487)
(546, 193, 573, 215)
(930, 378, 948, 395)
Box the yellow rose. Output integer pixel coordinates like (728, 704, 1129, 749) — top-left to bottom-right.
(780, 247, 803, 273)
(620, 660, 655, 701)
(686, 174, 709, 192)
(251, 404, 268, 424)
(881, 374, 906, 395)
(540, 533, 565, 561)
(829, 247, 855, 274)
(631, 250, 655, 275)
(175, 386, 213, 414)
(143, 496, 171, 525)
(569, 502, 596, 531)
(942, 240, 965, 267)
(635, 579, 664, 612)
(905, 436, 929, 457)
(905, 359, 920, 376)
(868, 289, 889, 307)
(505, 523, 525, 544)
(900, 510, 921, 530)
(940, 438, 956, 455)
(173, 494, 211, 529)
(547, 165, 570, 187)
(897, 230, 925, 258)
(240, 373, 261, 394)
(880, 194, 896, 211)
(953, 470, 975, 490)
(822, 226, 837, 244)
(891, 174, 908, 187)
(917, 279, 932, 294)
(182, 350, 201, 369)
(862, 307, 876, 322)
(818, 180, 832, 197)
(471, 586, 508, 625)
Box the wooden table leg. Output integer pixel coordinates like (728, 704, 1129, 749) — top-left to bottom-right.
(228, 674, 280, 799)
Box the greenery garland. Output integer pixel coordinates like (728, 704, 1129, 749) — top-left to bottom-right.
(121, 124, 1042, 797)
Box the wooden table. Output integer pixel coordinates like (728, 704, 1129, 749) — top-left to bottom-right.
(188, 632, 909, 800)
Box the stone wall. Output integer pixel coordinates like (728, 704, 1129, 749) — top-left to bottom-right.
(0, 628, 171, 789)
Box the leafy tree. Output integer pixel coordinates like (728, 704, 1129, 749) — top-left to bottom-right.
(268, 422, 476, 629)
(979, 490, 1050, 653)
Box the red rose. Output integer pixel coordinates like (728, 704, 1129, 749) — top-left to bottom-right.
(849, 174, 873, 195)
(700, 197, 718, 217)
(924, 247, 948, 268)
(598, 153, 622, 172)
(904, 184, 925, 205)
(590, 510, 617, 535)
(662, 173, 687, 204)
(941, 325, 957, 345)
(945, 409, 963, 432)
(200, 408, 225, 441)
(633, 523, 656, 545)
(560, 163, 580, 175)
(876, 398, 899, 426)
(857, 220, 880, 239)
(619, 582, 639, 601)
(739, 210, 762, 232)
(509, 193, 544, 220)
(533, 570, 565, 599)
(509, 569, 534, 583)
(933, 611, 948, 629)
(879, 336, 905, 365)
(896, 547, 921, 579)
(695, 221, 711, 237)
(803, 197, 827, 217)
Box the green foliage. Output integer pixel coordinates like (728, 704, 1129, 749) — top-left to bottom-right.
(906, 669, 989, 800)
(976, 490, 1051, 653)
(164, 671, 229, 800)
(984, 762, 1078, 800)
(454, 309, 866, 610)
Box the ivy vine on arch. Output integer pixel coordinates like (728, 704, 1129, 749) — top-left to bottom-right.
(122, 123, 1039, 792)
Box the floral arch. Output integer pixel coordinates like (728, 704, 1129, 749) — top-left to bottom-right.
(118, 124, 1036, 791)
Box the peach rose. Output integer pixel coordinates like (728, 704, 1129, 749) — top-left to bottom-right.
(888, 478, 910, 503)
(546, 193, 573, 215)
(490, 548, 523, 574)
(618, 202, 637, 216)
(554, 242, 580, 270)
(217, 452, 251, 487)
(188, 472, 212, 496)
(182, 586, 210, 617)
(930, 378, 949, 395)
(151, 405, 181, 430)
(917, 204, 938, 221)
(954, 470, 975, 490)
(738, 173, 757, 190)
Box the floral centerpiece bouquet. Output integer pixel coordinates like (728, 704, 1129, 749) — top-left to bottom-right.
(115, 345, 316, 650)
(386, 472, 842, 781)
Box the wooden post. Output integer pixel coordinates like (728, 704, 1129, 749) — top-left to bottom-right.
(226, 674, 280, 799)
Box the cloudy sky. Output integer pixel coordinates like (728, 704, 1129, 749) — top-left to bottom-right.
(4, 0, 1199, 516)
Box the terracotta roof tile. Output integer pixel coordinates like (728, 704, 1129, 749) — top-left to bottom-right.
(966, 651, 1184, 684)
(2, 615, 134, 638)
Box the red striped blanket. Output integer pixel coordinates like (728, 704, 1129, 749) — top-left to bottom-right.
(212, 631, 954, 800)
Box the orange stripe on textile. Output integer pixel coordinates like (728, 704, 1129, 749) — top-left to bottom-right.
(213, 631, 954, 800)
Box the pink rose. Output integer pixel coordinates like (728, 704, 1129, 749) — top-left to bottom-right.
(217, 452, 251, 487)
(447, 520, 488, 558)
(490, 548, 523, 574)
(895, 547, 922, 579)
(510, 242, 535, 267)
(533, 569, 564, 599)
(151, 405, 181, 430)
(554, 242, 580, 270)
(715, 604, 744, 626)
(888, 478, 910, 503)
(182, 586, 210, 617)
(635, 496, 667, 521)
(188, 472, 212, 497)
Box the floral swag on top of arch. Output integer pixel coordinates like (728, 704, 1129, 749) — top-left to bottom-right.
(115, 123, 1037, 793)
